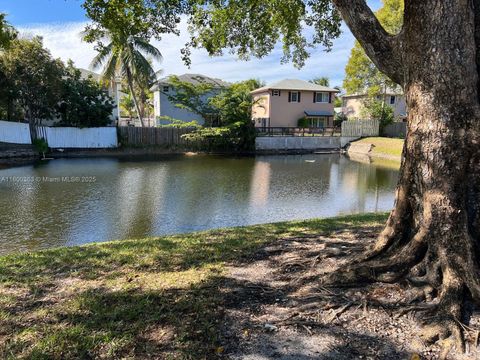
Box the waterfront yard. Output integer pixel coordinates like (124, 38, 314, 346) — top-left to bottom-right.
(0, 214, 387, 359)
(1, 213, 478, 359)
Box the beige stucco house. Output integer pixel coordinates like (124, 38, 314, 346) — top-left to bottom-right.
(342, 92, 407, 121)
(251, 79, 340, 128)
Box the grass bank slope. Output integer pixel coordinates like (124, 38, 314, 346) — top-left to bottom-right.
(0, 213, 387, 359)
(355, 137, 404, 159)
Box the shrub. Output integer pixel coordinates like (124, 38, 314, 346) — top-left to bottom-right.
(157, 117, 201, 129)
(182, 121, 255, 152)
(297, 117, 309, 128)
(32, 138, 48, 158)
(334, 112, 348, 127)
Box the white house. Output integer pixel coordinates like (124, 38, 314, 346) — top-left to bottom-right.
(79, 69, 124, 124)
(342, 90, 407, 121)
(151, 73, 229, 126)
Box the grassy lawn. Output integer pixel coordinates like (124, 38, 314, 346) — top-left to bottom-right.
(355, 137, 405, 158)
(0, 213, 388, 359)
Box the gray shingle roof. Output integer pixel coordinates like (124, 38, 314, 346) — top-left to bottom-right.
(151, 73, 230, 91)
(251, 79, 339, 94)
(78, 68, 101, 82)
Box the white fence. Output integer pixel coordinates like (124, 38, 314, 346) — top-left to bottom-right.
(0, 120, 32, 144)
(341, 119, 380, 138)
(40, 126, 118, 148)
(0, 120, 118, 148)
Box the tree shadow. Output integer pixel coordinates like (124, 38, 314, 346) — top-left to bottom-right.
(2, 213, 412, 358)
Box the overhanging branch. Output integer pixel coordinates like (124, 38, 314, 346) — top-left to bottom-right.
(332, 0, 404, 85)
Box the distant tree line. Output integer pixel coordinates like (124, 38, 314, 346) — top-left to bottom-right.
(0, 15, 115, 128)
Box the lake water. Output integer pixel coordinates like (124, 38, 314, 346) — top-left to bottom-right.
(0, 154, 399, 255)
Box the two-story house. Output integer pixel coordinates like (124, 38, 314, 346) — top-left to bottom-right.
(151, 74, 229, 126)
(251, 79, 340, 128)
(342, 91, 407, 121)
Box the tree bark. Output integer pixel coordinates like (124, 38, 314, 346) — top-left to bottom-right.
(330, 0, 480, 351)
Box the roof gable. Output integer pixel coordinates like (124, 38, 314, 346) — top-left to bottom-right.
(152, 73, 230, 91)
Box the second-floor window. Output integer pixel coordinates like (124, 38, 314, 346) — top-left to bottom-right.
(163, 86, 169, 92)
(390, 96, 396, 105)
(315, 92, 330, 103)
(289, 91, 300, 103)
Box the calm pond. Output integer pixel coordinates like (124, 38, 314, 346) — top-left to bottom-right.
(0, 154, 399, 255)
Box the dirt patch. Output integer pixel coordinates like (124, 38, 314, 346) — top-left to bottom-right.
(220, 225, 480, 359)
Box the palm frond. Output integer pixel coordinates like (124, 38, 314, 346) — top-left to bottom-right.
(132, 37, 163, 62)
(101, 52, 119, 84)
(131, 50, 157, 85)
(90, 42, 114, 70)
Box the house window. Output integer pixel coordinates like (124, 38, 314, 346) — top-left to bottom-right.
(272, 90, 280, 96)
(162, 86, 169, 92)
(315, 92, 330, 103)
(289, 91, 300, 103)
(307, 117, 327, 128)
(390, 95, 396, 105)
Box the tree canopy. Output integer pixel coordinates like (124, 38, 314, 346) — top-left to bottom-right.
(343, 0, 404, 94)
(57, 62, 115, 127)
(310, 77, 330, 87)
(0, 13, 17, 50)
(0, 37, 65, 124)
(0, 37, 115, 127)
(163, 75, 221, 125)
(83, 0, 343, 69)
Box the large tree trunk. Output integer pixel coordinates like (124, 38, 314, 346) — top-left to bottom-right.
(331, 0, 480, 351)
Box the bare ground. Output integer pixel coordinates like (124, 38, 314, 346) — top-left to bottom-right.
(219, 224, 480, 360)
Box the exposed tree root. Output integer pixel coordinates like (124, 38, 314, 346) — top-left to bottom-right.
(318, 226, 480, 355)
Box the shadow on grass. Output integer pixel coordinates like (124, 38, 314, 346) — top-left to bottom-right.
(2, 276, 408, 359)
(0, 213, 394, 359)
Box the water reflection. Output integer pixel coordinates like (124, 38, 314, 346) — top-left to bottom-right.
(0, 154, 399, 254)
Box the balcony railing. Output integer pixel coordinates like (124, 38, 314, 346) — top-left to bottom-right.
(256, 127, 341, 137)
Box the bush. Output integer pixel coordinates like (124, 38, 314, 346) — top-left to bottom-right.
(56, 63, 115, 127)
(157, 117, 201, 129)
(297, 117, 309, 128)
(361, 99, 394, 134)
(32, 138, 48, 158)
(334, 112, 348, 127)
(182, 121, 255, 152)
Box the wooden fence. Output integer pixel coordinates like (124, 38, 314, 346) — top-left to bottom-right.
(341, 119, 380, 138)
(117, 126, 197, 147)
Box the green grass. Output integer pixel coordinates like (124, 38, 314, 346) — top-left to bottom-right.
(355, 137, 404, 158)
(0, 213, 388, 359)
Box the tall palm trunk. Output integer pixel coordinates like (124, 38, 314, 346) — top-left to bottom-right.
(125, 68, 145, 127)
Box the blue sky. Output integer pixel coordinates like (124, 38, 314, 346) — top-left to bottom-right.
(0, 0, 383, 87)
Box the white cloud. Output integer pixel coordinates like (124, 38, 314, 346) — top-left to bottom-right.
(19, 20, 355, 87)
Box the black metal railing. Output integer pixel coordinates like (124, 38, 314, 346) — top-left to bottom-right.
(256, 127, 341, 137)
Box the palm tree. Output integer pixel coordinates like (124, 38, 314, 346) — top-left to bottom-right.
(87, 32, 162, 127)
(310, 77, 330, 87)
(120, 92, 136, 122)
